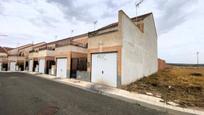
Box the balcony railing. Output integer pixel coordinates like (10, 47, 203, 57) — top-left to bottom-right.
(28, 40, 87, 53)
(29, 50, 36, 53)
(56, 40, 87, 48)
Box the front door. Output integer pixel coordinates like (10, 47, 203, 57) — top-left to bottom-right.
(56, 58, 67, 78)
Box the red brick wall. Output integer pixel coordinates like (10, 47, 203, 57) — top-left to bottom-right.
(158, 58, 167, 71)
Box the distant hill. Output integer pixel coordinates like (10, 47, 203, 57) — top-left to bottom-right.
(168, 63, 204, 67)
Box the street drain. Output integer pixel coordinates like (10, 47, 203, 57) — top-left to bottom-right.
(37, 105, 59, 115)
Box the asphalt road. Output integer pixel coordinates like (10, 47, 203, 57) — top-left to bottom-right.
(0, 72, 168, 115)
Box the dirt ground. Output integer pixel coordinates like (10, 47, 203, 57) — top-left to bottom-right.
(122, 66, 204, 108)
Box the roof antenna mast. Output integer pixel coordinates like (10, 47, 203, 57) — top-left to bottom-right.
(71, 29, 74, 37)
(135, 0, 144, 23)
(93, 20, 98, 31)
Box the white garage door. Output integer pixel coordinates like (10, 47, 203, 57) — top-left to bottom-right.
(29, 60, 33, 72)
(91, 53, 117, 87)
(10, 62, 16, 71)
(39, 59, 45, 74)
(56, 58, 67, 78)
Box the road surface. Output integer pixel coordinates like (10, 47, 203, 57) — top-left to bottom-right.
(0, 72, 168, 115)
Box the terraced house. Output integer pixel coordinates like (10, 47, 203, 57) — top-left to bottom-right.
(0, 10, 158, 87)
(0, 47, 13, 71)
(88, 10, 157, 87)
(28, 33, 88, 79)
(7, 43, 46, 71)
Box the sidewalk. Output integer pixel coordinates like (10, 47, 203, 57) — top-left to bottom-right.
(26, 72, 204, 115)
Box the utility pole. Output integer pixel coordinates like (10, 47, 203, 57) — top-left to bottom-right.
(196, 51, 199, 65)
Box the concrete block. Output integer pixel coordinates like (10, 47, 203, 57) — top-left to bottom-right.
(77, 71, 90, 82)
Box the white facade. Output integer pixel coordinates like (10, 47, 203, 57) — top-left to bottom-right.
(56, 58, 67, 78)
(120, 11, 158, 85)
(88, 11, 158, 87)
(91, 53, 117, 87)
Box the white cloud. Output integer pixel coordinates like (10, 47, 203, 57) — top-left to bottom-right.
(0, 0, 203, 64)
(157, 0, 204, 64)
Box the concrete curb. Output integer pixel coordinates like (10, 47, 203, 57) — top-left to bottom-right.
(22, 72, 204, 115)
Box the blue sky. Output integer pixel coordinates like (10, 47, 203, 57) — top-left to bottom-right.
(0, 0, 203, 64)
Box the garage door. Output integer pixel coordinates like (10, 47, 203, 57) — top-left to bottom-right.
(91, 53, 117, 87)
(29, 60, 33, 72)
(56, 58, 67, 78)
(10, 62, 16, 71)
(39, 59, 45, 74)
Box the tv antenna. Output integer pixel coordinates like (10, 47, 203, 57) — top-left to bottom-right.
(93, 20, 98, 31)
(135, 0, 144, 23)
(70, 29, 74, 37)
